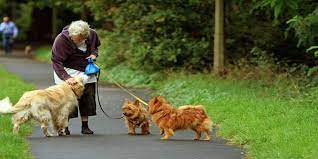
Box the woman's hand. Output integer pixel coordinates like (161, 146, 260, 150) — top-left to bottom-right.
(65, 77, 77, 85)
(86, 54, 97, 60)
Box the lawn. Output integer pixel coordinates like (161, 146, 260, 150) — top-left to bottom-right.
(154, 73, 318, 159)
(0, 66, 35, 159)
(32, 46, 51, 63)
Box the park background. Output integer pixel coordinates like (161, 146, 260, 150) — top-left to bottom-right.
(0, 0, 318, 159)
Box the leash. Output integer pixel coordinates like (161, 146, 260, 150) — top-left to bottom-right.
(101, 71, 149, 107)
(96, 70, 124, 119)
(95, 70, 149, 119)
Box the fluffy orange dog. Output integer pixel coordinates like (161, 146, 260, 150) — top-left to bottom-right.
(149, 96, 212, 140)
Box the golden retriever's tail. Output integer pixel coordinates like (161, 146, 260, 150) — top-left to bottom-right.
(0, 97, 26, 114)
(0, 97, 14, 114)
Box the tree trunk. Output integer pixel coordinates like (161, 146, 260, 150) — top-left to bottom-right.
(11, 1, 17, 20)
(213, 0, 225, 75)
(80, 0, 88, 21)
(52, 5, 57, 39)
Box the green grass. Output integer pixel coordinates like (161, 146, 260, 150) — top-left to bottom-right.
(0, 66, 35, 159)
(33, 46, 51, 63)
(98, 64, 163, 88)
(34, 46, 318, 158)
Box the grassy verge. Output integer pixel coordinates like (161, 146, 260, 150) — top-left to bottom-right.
(32, 46, 51, 63)
(0, 66, 35, 159)
(156, 74, 318, 159)
(34, 46, 318, 159)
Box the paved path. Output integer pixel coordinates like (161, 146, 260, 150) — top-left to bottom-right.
(0, 55, 243, 159)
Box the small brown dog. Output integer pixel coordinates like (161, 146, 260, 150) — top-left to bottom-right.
(149, 96, 212, 140)
(122, 100, 150, 135)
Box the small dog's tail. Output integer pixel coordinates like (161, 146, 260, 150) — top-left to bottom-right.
(183, 105, 213, 131)
(0, 97, 25, 114)
(203, 117, 213, 132)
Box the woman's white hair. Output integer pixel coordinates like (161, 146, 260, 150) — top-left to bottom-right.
(68, 20, 90, 38)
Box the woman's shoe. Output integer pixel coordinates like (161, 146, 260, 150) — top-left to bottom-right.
(81, 127, 94, 134)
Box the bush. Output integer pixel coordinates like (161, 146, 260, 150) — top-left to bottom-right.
(96, 0, 213, 71)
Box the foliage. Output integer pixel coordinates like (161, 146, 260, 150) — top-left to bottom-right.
(251, 0, 300, 20)
(0, 0, 8, 16)
(86, 0, 114, 21)
(306, 46, 318, 57)
(224, 2, 286, 60)
(287, 8, 318, 48)
(95, 0, 213, 71)
(93, 0, 318, 71)
(15, 2, 33, 40)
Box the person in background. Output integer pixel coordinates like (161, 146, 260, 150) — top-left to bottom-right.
(51, 20, 101, 135)
(0, 16, 18, 54)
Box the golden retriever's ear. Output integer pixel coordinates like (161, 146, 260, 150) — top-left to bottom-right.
(71, 83, 84, 98)
(133, 100, 140, 106)
(75, 76, 84, 84)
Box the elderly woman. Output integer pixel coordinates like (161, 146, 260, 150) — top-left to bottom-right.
(51, 20, 100, 135)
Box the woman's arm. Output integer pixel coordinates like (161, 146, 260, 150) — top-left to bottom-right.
(51, 34, 72, 81)
(88, 29, 101, 57)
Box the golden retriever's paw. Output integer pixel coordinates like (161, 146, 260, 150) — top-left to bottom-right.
(160, 136, 170, 140)
(45, 133, 53, 137)
(57, 129, 67, 136)
(128, 132, 136, 135)
(58, 132, 67, 136)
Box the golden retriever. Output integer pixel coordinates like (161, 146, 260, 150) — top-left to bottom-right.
(149, 96, 213, 140)
(0, 76, 84, 137)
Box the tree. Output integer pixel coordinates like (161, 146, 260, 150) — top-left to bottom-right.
(213, 0, 224, 74)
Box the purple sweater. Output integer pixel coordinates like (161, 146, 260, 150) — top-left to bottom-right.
(51, 26, 101, 81)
